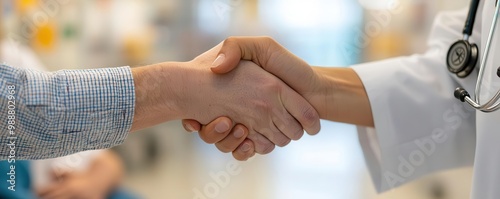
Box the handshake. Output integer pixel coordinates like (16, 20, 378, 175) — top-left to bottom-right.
(131, 36, 374, 161)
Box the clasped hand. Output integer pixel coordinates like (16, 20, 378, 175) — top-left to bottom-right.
(182, 37, 325, 160)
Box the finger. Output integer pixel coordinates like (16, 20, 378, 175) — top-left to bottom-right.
(247, 130, 275, 154)
(198, 117, 233, 144)
(257, 123, 292, 147)
(215, 124, 248, 153)
(233, 139, 256, 161)
(281, 86, 321, 135)
(271, 106, 304, 141)
(182, 119, 201, 132)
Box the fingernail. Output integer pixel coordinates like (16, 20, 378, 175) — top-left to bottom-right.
(215, 121, 230, 133)
(233, 127, 245, 138)
(185, 123, 196, 132)
(211, 54, 225, 68)
(241, 143, 251, 152)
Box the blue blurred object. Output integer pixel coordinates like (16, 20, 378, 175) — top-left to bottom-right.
(108, 188, 142, 199)
(0, 160, 139, 199)
(0, 160, 36, 199)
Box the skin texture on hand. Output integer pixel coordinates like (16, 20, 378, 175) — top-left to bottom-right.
(183, 36, 374, 160)
(131, 43, 320, 155)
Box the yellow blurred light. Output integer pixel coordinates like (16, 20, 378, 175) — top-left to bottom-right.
(33, 23, 57, 52)
(16, 0, 38, 14)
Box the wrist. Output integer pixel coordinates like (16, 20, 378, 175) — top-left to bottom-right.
(131, 62, 190, 131)
(311, 67, 373, 126)
(309, 67, 334, 119)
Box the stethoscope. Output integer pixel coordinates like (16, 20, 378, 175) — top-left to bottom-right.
(448, 0, 500, 112)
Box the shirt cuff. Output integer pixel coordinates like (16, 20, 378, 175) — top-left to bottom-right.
(24, 66, 135, 159)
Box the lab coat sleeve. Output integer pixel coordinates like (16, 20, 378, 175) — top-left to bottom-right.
(352, 7, 479, 193)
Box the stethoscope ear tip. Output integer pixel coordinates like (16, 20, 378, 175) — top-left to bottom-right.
(454, 87, 470, 102)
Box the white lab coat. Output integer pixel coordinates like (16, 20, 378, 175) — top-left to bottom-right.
(352, 1, 500, 198)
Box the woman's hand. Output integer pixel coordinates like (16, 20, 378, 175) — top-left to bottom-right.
(183, 117, 255, 161)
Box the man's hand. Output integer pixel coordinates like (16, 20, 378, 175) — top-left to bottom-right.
(37, 172, 108, 199)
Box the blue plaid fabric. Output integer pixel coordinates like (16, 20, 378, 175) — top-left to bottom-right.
(0, 64, 135, 160)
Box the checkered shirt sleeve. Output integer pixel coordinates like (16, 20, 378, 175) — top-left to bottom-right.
(0, 64, 135, 160)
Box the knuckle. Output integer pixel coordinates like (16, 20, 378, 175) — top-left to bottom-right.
(223, 36, 238, 46)
(290, 128, 305, 141)
(233, 152, 250, 161)
(202, 138, 217, 144)
(260, 143, 275, 154)
(215, 144, 232, 153)
(199, 133, 217, 144)
(261, 36, 276, 44)
(261, 80, 282, 97)
(302, 106, 320, 127)
(255, 100, 272, 112)
(276, 138, 291, 147)
(279, 116, 304, 141)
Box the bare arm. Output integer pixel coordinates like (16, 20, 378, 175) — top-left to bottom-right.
(311, 67, 373, 127)
(131, 62, 186, 131)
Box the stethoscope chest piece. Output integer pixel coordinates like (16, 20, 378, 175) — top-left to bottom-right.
(450, 0, 500, 112)
(447, 40, 478, 78)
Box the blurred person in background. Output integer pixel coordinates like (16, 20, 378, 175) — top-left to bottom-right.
(0, 150, 136, 199)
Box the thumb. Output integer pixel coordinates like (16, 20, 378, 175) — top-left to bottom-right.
(182, 119, 202, 132)
(211, 36, 268, 74)
(210, 39, 244, 74)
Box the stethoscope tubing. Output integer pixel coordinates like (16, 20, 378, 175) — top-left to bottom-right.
(464, 2, 500, 112)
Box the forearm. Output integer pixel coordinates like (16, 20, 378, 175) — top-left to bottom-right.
(131, 62, 188, 131)
(312, 67, 374, 127)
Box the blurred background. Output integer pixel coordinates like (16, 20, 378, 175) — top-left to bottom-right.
(0, 0, 474, 198)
